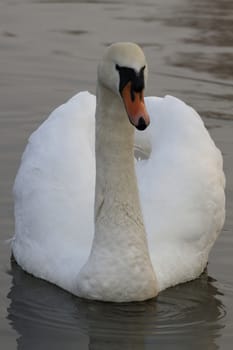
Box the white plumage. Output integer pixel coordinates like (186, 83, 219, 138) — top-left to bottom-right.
(137, 96, 225, 291)
(12, 43, 225, 302)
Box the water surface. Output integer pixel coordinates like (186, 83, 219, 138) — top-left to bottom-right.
(0, 0, 233, 349)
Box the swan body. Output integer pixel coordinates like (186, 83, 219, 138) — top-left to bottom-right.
(12, 43, 225, 302)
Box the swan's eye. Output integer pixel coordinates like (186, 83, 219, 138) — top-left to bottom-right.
(115, 64, 145, 96)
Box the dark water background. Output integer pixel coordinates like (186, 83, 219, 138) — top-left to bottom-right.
(0, 0, 233, 349)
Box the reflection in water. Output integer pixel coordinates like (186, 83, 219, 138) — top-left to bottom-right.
(8, 260, 225, 350)
(1, 0, 233, 348)
(164, 0, 233, 80)
(168, 51, 233, 80)
(165, 0, 233, 47)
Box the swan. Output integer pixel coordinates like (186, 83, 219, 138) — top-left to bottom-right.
(12, 42, 225, 302)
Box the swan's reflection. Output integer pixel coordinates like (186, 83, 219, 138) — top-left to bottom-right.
(7, 259, 225, 350)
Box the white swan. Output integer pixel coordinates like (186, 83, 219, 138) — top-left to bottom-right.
(12, 43, 225, 302)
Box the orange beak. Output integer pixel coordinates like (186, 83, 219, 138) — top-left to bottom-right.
(121, 81, 150, 130)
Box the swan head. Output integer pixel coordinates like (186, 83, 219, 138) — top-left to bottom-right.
(98, 42, 150, 131)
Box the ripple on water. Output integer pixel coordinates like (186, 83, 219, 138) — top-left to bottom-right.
(7, 260, 229, 349)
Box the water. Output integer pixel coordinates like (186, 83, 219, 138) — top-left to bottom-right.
(0, 0, 233, 349)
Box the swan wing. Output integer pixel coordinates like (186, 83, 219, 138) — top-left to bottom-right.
(12, 92, 96, 292)
(136, 96, 225, 290)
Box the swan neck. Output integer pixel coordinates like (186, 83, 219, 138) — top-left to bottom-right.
(95, 82, 139, 213)
(77, 82, 158, 302)
(95, 83, 134, 149)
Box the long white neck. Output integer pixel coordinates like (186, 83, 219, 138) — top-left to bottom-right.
(95, 83, 141, 225)
(77, 82, 158, 302)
